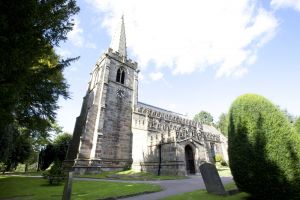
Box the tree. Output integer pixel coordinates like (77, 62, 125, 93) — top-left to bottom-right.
(39, 133, 72, 170)
(193, 111, 214, 125)
(294, 117, 300, 135)
(53, 133, 72, 164)
(4, 132, 32, 172)
(228, 94, 300, 199)
(216, 113, 228, 136)
(0, 0, 79, 163)
(39, 144, 56, 171)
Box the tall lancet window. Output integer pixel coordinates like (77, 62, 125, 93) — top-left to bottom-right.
(116, 68, 125, 84)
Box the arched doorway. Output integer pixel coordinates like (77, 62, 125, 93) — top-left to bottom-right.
(185, 145, 195, 174)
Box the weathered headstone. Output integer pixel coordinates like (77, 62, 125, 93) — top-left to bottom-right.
(62, 171, 73, 200)
(199, 162, 227, 195)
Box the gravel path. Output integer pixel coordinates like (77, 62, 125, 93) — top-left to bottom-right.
(76, 175, 233, 200)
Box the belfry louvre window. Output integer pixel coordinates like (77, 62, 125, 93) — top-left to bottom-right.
(116, 68, 125, 84)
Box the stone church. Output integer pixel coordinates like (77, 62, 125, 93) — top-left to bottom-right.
(66, 17, 228, 176)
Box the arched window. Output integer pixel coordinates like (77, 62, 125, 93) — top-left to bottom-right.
(116, 68, 121, 82)
(121, 70, 125, 84)
(116, 68, 125, 84)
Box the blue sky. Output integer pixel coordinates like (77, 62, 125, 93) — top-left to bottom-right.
(57, 0, 300, 133)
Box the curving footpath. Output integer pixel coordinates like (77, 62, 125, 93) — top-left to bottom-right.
(77, 175, 233, 200)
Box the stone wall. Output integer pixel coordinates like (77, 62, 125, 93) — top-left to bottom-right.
(67, 48, 228, 175)
(132, 102, 228, 175)
(69, 49, 138, 173)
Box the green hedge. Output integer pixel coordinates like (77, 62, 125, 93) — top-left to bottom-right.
(228, 94, 300, 199)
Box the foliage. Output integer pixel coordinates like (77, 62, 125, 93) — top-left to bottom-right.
(0, 176, 161, 200)
(42, 161, 66, 185)
(215, 154, 228, 167)
(217, 113, 228, 136)
(39, 144, 56, 170)
(215, 154, 223, 162)
(15, 163, 38, 173)
(194, 111, 214, 125)
(220, 160, 228, 167)
(228, 94, 300, 200)
(294, 117, 300, 135)
(0, 0, 79, 164)
(0, 163, 5, 173)
(53, 133, 72, 163)
(39, 133, 72, 170)
(3, 132, 32, 171)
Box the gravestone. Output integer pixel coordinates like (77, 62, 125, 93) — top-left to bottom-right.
(62, 171, 73, 200)
(199, 162, 227, 196)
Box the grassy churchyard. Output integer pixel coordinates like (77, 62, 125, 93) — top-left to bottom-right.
(0, 176, 161, 200)
(0, 175, 249, 200)
(76, 169, 187, 181)
(0, 175, 250, 200)
(0, 166, 249, 200)
(163, 182, 249, 200)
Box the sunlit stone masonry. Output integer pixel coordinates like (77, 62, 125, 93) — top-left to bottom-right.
(65, 17, 228, 175)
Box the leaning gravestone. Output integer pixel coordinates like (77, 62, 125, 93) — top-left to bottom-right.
(62, 171, 73, 200)
(199, 162, 227, 196)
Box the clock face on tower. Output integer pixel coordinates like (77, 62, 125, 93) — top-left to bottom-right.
(116, 89, 125, 98)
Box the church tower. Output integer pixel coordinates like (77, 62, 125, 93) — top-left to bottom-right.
(66, 17, 139, 173)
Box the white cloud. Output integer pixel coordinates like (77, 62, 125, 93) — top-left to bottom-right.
(68, 18, 84, 47)
(149, 72, 164, 81)
(271, 0, 300, 11)
(88, 0, 278, 78)
(68, 18, 97, 49)
(56, 47, 72, 57)
(233, 67, 248, 79)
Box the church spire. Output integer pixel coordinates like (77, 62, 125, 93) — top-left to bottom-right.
(110, 15, 127, 57)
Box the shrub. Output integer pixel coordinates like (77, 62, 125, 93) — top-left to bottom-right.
(228, 94, 300, 200)
(215, 154, 223, 163)
(42, 162, 66, 185)
(220, 160, 228, 167)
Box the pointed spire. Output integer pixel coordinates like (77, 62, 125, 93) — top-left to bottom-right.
(110, 15, 127, 57)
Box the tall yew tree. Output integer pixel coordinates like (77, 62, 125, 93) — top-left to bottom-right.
(0, 0, 79, 165)
(228, 94, 300, 199)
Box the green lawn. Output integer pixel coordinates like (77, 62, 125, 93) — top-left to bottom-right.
(2, 171, 43, 176)
(76, 169, 187, 180)
(216, 165, 232, 177)
(162, 182, 249, 200)
(0, 176, 161, 200)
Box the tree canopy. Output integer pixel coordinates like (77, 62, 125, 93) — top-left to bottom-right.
(39, 133, 72, 170)
(0, 0, 79, 164)
(216, 113, 228, 136)
(294, 117, 300, 134)
(228, 94, 300, 199)
(193, 111, 214, 125)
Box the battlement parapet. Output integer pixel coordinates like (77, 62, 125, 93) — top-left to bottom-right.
(106, 48, 138, 70)
(135, 102, 203, 129)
